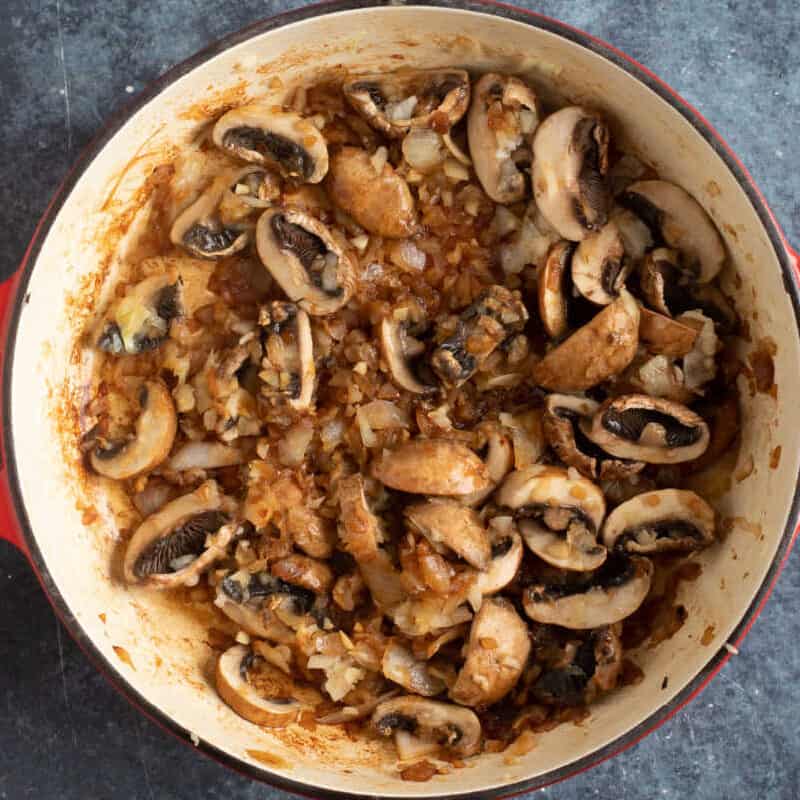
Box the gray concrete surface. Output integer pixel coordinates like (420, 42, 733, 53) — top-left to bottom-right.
(0, 1, 798, 798)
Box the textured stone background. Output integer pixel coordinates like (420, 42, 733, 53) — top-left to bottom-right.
(0, 1, 798, 798)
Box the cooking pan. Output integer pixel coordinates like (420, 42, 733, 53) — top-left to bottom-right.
(1, 1, 799, 797)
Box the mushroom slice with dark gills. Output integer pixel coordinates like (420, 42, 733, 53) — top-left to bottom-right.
(169, 168, 269, 258)
(543, 394, 644, 481)
(467, 73, 540, 203)
(343, 69, 470, 138)
(405, 499, 492, 570)
(212, 105, 328, 183)
(450, 598, 531, 707)
(602, 489, 715, 554)
(217, 644, 316, 727)
(497, 465, 607, 572)
(372, 696, 481, 760)
(96, 275, 182, 355)
(372, 439, 491, 497)
(477, 517, 524, 595)
(532, 289, 640, 392)
(123, 480, 236, 588)
(523, 553, 653, 629)
(430, 285, 528, 388)
(581, 394, 710, 463)
(380, 305, 436, 395)
(538, 240, 575, 340)
(258, 301, 315, 411)
(532, 106, 610, 242)
(532, 626, 622, 706)
(619, 180, 725, 283)
(256, 207, 355, 315)
(327, 146, 417, 239)
(90, 380, 177, 480)
(571, 220, 632, 306)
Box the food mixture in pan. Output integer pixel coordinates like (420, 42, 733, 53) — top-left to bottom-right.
(81, 68, 741, 766)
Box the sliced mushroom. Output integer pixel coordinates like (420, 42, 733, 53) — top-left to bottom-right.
(327, 146, 417, 238)
(523, 554, 653, 629)
(337, 473, 384, 562)
(212, 105, 328, 183)
(372, 439, 491, 496)
(542, 393, 644, 481)
(571, 221, 631, 305)
(382, 642, 447, 697)
(96, 275, 182, 355)
(123, 480, 235, 587)
(610, 206, 653, 263)
(532, 289, 640, 391)
(405, 499, 491, 570)
(344, 69, 470, 138)
(450, 598, 530, 707)
(256, 207, 355, 315)
(619, 180, 725, 282)
(170, 168, 266, 258)
(166, 440, 247, 471)
(538, 241, 575, 339)
(467, 73, 540, 203)
(217, 645, 305, 726)
(581, 394, 710, 464)
(602, 489, 715, 554)
(258, 301, 316, 410)
(477, 518, 524, 595)
(461, 427, 514, 506)
(430, 285, 528, 387)
(380, 308, 435, 395)
(271, 554, 334, 594)
(91, 380, 177, 480)
(639, 247, 692, 317)
(372, 696, 481, 758)
(638, 306, 699, 358)
(497, 466, 607, 572)
(532, 106, 610, 241)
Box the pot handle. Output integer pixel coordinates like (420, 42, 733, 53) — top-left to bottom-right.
(0, 268, 26, 554)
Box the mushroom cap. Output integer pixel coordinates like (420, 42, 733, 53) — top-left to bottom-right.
(450, 598, 531, 707)
(532, 106, 610, 241)
(581, 393, 710, 464)
(212, 105, 328, 183)
(532, 289, 640, 392)
(344, 69, 470, 138)
(538, 240, 575, 340)
(405, 498, 492, 570)
(372, 439, 491, 496)
(216, 645, 304, 727)
(255, 207, 355, 316)
(372, 696, 481, 758)
(327, 146, 417, 238)
(571, 221, 630, 306)
(468, 73, 539, 204)
(477, 520, 524, 595)
(379, 314, 434, 395)
(602, 488, 715, 554)
(619, 180, 725, 282)
(523, 554, 653, 629)
(91, 380, 177, 481)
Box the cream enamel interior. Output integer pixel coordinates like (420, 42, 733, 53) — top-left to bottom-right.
(9, 6, 800, 796)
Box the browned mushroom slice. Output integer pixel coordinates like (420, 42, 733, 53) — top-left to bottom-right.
(405, 499, 491, 570)
(532, 106, 610, 241)
(344, 69, 470, 138)
(450, 598, 530, 707)
(523, 554, 653, 629)
(382, 642, 447, 697)
(532, 289, 640, 391)
(337, 473, 384, 562)
(270, 554, 334, 594)
(212, 105, 328, 183)
(123, 480, 236, 587)
(571, 221, 631, 305)
(581, 394, 710, 464)
(467, 73, 540, 203)
(477, 519, 524, 595)
(538, 240, 575, 340)
(372, 696, 481, 759)
(430, 285, 528, 387)
(497, 466, 607, 572)
(542, 394, 644, 481)
(461, 427, 514, 506)
(638, 306, 699, 357)
(372, 439, 491, 496)
(255, 207, 355, 315)
(380, 307, 435, 395)
(619, 180, 725, 282)
(327, 146, 417, 238)
(602, 489, 715, 554)
(90, 380, 177, 480)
